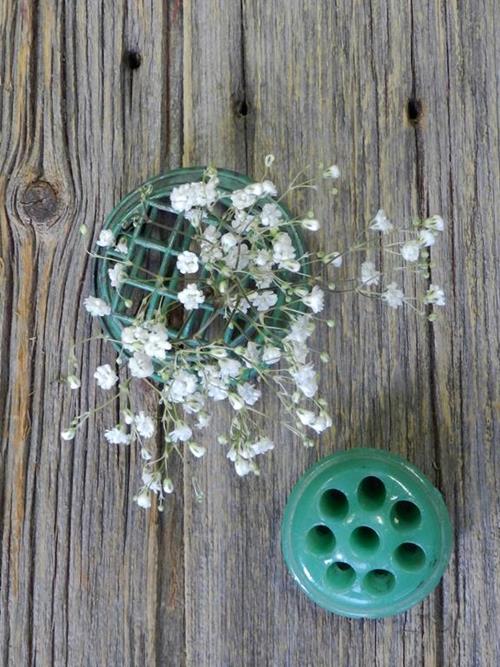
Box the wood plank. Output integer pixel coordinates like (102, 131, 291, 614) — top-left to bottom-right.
(0, 2, 185, 665)
(185, 1, 498, 666)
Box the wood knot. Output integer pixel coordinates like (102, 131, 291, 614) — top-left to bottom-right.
(19, 180, 59, 225)
(125, 50, 142, 70)
(233, 97, 249, 118)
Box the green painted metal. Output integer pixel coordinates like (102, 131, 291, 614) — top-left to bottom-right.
(281, 448, 453, 618)
(94, 167, 309, 379)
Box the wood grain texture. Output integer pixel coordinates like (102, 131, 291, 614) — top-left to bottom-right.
(0, 1, 498, 666)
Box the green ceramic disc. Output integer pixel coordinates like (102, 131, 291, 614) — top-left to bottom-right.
(281, 448, 452, 618)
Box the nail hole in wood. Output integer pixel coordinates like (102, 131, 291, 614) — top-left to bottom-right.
(125, 50, 142, 70)
(407, 98, 423, 125)
(234, 98, 249, 118)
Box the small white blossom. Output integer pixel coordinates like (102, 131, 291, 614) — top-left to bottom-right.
(249, 290, 278, 312)
(424, 284, 446, 306)
(382, 282, 405, 308)
(301, 218, 321, 231)
(178, 284, 205, 310)
(104, 426, 131, 445)
(96, 229, 115, 247)
(94, 364, 118, 390)
(309, 412, 332, 434)
(302, 286, 325, 313)
(129, 352, 154, 378)
(262, 345, 281, 365)
(360, 261, 380, 287)
(323, 164, 340, 179)
(84, 296, 111, 317)
(418, 229, 436, 247)
(260, 203, 283, 228)
(234, 456, 252, 477)
(272, 232, 296, 265)
(189, 443, 206, 458)
(401, 240, 420, 262)
(286, 314, 314, 344)
(168, 370, 198, 402)
(61, 428, 76, 441)
(163, 478, 174, 494)
(250, 438, 274, 455)
(170, 423, 193, 443)
(108, 263, 127, 288)
(219, 358, 242, 379)
(224, 243, 250, 270)
(292, 364, 318, 398)
(176, 251, 199, 274)
(297, 408, 315, 426)
(424, 215, 444, 232)
(135, 412, 155, 439)
(231, 188, 258, 210)
(237, 382, 261, 405)
(221, 232, 239, 252)
(66, 375, 81, 390)
(370, 209, 393, 233)
(330, 252, 343, 268)
(135, 489, 152, 509)
(261, 180, 278, 197)
(231, 211, 254, 233)
(115, 237, 128, 254)
(143, 323, 172, 359)
(142, 470, 162, 493)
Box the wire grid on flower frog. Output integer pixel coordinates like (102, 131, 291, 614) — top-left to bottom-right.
(95, 168, 309, 372)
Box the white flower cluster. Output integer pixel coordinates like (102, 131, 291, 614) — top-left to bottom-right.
(68, 164, 446, 510)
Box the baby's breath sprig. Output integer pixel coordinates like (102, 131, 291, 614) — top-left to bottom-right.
(63, 157, 446, 509)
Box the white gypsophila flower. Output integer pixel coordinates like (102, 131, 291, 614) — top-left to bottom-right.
(66, 375, 81, 390)
(264, 154, 275, 167)
(280, 258, 301, 273)
(292, 364, 318, 398)
(221, 233, 239, 253)
(142, 470, 162, 493)
(178, 284, 205, 310)
(104, 426, 131, 445)
(163, 478, 174, 494)
(195, 412, 211, 429)
(301, 218, 321, 231)
(250, 437, 274, 455)
(230, 188, 258, 210)
(108, 263, 127, 288)
(168, 369, 198, 402)
(84, 296, 111, 317)
(170, 178, 219, 213)
(96, 229, 115, 247)
(237, 382, 261, 406)
(128, 351, 154, 378)
(176, 250, 199, 274)
(185, 208, 206, 228)
(184, 393, 206, 416)
(262, 345, 281, 365)
(272, 232, 296, 265)
(401, 240, 420, 262)
(234, 456, 252, 477)
(169, 423, 193, 443)
(135, 411, 155, 439)
(424, 284, 446, 306)
(231, 210, 254, 233)
(94, 364, 118, 390)
(302, 285, 325, 313)
(286, 314, 314, 344)
(249, 290, 278, 312)
(218, 358, 242, 379)
(135, 489, 152, 508)
(369, 209, 393, 233)
(123, 409, 134, 425)
(224, 294, 250, 316)
(189, 443, 206, 458)
(141, 448, 152, 461)
(260, 203, 283, 228)
(143, 323, 172, 359)
(243, 341, 261, 367)
(253, 248, 273, 268)
(418, 229, 436, 247)
(382, 282, 405, 308)
(330, 252, 343, 268)
(360, 261, 380, 287)
(323, 164, 340, 179)
(261, 180, 278, 197)
(297, 408, 315, 426)
(309, 412, 333, 434)
(228, 393, 245, 410)
(424, 215, 444, 232)
(121, 325, 148, 352)
(224, 243, 250, 270)
(61, 428, 76, 441)
(115, 237, 128, 254)
(202, 366, 229, 401)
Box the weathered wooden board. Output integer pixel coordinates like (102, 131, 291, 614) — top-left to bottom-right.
(0, 1, 498, 666)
